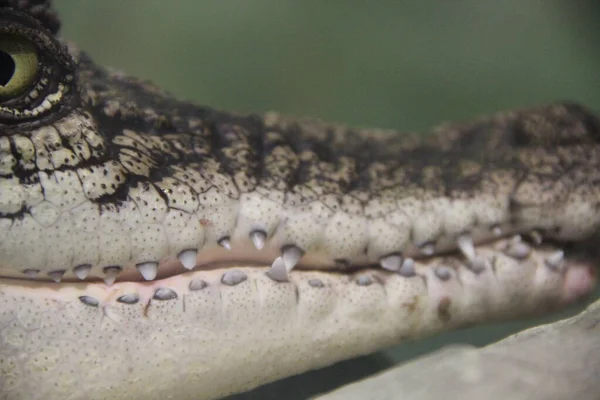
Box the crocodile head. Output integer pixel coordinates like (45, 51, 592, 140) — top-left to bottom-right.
(0, 1, 599, 399)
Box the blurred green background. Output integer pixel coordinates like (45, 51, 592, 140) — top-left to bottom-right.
(53, 1, 600, 399)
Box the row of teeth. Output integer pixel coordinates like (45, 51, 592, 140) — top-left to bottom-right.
(74, 239, 567, 309)
(22, 230, 563, 285)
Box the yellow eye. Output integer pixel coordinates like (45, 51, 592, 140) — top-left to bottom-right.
(0, 35, 39, 101)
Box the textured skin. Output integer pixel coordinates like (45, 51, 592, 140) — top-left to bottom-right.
(0, 1, 599, 399)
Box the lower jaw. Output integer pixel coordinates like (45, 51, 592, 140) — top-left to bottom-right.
(0, 239, 596, 400)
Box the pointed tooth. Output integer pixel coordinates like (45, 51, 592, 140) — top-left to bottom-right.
(78, 296, 100, 307)
(117, 293, 140, 304)
(218, 237, 232, 250)
(282, 245, 303, 270)
(266, 256, 288, 282)
(420, 242, 435, 256)
(48, 270, 65, 283)
(73, 264, 92, 280)
(399, 258, 416, 277)
(22, 269, 40, 278)
(379, 254, 402, 272)
(512, 234, 523, 243)
(457, 234, 476, 261)
(221, 270, 248, 286)
(250, 230, 266, 250)
(491, 225, 503, 236)
(189, 278, 208, 291)
(103, 266, 121, 286)
(177, 249, 198, 270)
(356, 275, 373, 286)
(434, 266, 452, 281)
(469, 257, 487, 274)
(503, 240, 531, 260)
(308, 279, 325, 288)
(527, 230, 543, 245)
(545, 250, 565, 271)
(153, 288, 178, 300)
(137, 262, 158, 281)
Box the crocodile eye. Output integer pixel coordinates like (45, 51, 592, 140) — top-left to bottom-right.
(0, 35, 39, 101)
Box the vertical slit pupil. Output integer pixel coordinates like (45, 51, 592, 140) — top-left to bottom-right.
(0, 51, 16, 86)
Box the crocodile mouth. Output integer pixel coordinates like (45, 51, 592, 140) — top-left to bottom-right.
(2, 233, 596, 316)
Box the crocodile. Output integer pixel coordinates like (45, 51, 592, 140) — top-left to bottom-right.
(0, 1, 599, 399)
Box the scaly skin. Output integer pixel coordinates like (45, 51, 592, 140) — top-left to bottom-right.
(0, 1, 599, 399)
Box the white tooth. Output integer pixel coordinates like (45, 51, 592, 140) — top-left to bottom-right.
(504, 241, 531, 260)
(527, 230, 543, 245)
(250, 230, 266, 250)
(103, 267, 121, 286)
(457, 234, 476, 261)
(117, 293, 140, 304)
(379, 254, 402, 272)
(492, 225, 503, 236)
(73, 264, 92, 280)
(23, 269, 40, 278)
(177, 250, 198, 270)
(399, 258, 416, 277)
(137, 262, 158, 281)
(78, 296, 100, 307)
(219, 237, 232, 250)
(282, 245, 303, 270)
(469, 257, 487, 274)
(153, 288, 178, 300)
(512, 234, 523, 243)
(48, 270, 65, 283)
(545, 250, 565, 271)
(266, 256, 289, 282)
(420, 243, 435, 256)
(189, 278, 208, 291)
(434, 266, 453, 281)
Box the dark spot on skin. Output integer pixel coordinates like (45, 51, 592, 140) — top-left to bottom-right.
(437, 297, 452, 322)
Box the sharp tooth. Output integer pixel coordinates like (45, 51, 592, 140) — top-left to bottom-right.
(266, 256, 289, 282)
(73, 264, 92, 280)
(153, 288, 178, 301)
(221, 269, 248, 286)
(526, 230, 543, 245)
(469, 257, 487, 274)
(22, 269, 40, 278)
(250, 230, 267, 250)
(379, 254, 402, 272)
(117, 293, 140, 304)
(457, 234, 476, 261)
(103, 266, 121, 286)
(177, 249, 197, 270)
(48, 270, 65, 283)
(282, 245, 303, 270)
(137, 262, 158, 281)
(218, 237, 232, 250)
(78, 296, 99, 307)
(420, 242, 435, 256)
(399, 258, 416, 277)
(189, 278, 208, 291)
(308, 279, 325, 288)
(545, 250, 565, 271)
(492, 225, 503, 236)
(503, 235, 531, 260)
(356, 275, 373, 286)
(434, 266, 452, 281)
